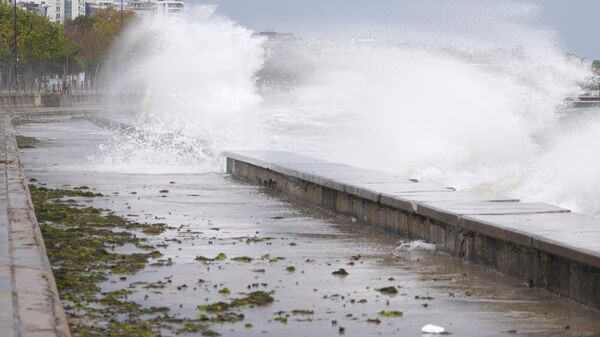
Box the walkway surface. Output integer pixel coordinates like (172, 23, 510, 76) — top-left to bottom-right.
(0, 116, 70, 337)
(6, 114, 600, 336)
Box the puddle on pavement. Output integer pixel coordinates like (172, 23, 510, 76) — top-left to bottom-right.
(16, 116, 600, 337)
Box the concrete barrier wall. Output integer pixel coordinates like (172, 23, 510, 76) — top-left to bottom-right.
(0, 93, 100, 108)
(224, 150, 600, 309)
(0, 117, 71, 337)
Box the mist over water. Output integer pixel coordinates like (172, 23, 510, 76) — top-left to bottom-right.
(96, 4, 600, 215)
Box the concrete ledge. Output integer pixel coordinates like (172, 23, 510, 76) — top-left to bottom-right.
(0, 117, 71, 337)
(224, 150, 600, 309)
(0, 93, 100, 108)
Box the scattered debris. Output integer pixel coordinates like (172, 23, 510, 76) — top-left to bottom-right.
(376, 286, 398, 295)
(16, 135, 40, 148)
(332, 268, 349, 276)
(198, 291, 275, 312)
(291, 309, 314, 315)
(379, 310, 403, 318)
(422, 324, 447, 334)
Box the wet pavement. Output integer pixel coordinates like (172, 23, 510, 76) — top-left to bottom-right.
(16, 115, 600, 337)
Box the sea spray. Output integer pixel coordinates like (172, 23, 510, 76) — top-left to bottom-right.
(95, 4, 600, 215)
(96, 6, 266, 173)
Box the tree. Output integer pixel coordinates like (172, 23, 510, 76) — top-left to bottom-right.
(0, 3, 135, 92)
(592, 60, 600, 76)
(64, 8, 135, 87)
(0, 3, 78, 91)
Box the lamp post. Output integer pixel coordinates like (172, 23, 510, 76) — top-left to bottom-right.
(120, 0, 123, 27)
(12, 0, 19, 92)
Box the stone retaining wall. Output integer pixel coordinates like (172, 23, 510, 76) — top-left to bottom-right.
(0, 93, 100, 108)
(225, 150, 600, 310)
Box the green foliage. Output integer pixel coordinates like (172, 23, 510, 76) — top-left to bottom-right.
(0, 4, 134, 81)
(593, 60, 600, 75)
(64, 8, 135, 75)
(0, 3, 77, 70)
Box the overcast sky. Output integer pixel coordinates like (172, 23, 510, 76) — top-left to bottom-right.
(190, 0, 600, 60)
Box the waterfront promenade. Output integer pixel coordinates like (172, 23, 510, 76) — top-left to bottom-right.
(0, 115, 70, 337)
(0, 109, 599, 336)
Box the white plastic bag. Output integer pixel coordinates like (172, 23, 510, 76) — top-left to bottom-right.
(422, 324, 446, 334)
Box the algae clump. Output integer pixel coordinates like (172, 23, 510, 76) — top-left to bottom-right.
(379, 310, 403, 318)
(16, 135, 40, 148)
(198, 291, 275, 312)
(376, 286, 398, 295)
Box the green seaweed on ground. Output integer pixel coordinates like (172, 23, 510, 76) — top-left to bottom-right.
(195, 255, 214, 263)
(175, 321, 218, 336)
(195, 252, 227, 263)
(379, 310, 403, 318)
(291, 309, 314, 315)
(142, 224, 167, 235)
(332, 268, 349, 276)
(32, 183, 267, 337)
(198, 291, 275, 313)
(376, 286, 398, 295)
(30, 185, 167, 236)
(16, 135, 40, 148)
(31, 184, 170, 337)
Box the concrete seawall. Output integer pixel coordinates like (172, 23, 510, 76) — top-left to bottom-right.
(0, 116, 71, 337)
(224, 150, 600, 310)
(0, 93, 100, 108)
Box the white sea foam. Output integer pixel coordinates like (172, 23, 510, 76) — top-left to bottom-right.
(95, 4, 600, 215)
(396, 240, 437, 252)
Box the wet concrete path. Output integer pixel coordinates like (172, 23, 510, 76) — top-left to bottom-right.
(16, 116, 600, 337)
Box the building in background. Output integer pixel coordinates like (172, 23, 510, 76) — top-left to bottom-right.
(14, 0, 83, 23)
(11, 0, 184, 23)
(45, 0, 60, 22)
(16, 0, 48, 16)
(129, 0, 184, 18)
(63, 0, 85, 20)
(85, 0, 117, 16)
(8, 0, 59, 22)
